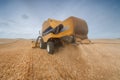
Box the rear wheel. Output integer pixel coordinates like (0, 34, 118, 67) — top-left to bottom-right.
(47, 41, 54, 54)
(40, 38, 46, 49)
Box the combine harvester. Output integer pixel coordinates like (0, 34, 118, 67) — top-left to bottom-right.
(32, 16, 90, 54)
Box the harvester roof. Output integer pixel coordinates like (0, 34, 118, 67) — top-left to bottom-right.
(42, 18, 62, 32)
(42, 16, 88, 39)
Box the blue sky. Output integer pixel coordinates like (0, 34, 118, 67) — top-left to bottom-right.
(0, 0, 120, 39)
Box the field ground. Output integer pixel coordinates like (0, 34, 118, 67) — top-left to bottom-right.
(0, 39, 120, 80)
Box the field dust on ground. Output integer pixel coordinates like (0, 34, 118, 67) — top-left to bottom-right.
(0, 39, 120, 80)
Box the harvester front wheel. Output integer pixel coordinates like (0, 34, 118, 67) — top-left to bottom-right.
(47, 41, 54, 54)
(40, 39, 46, 49)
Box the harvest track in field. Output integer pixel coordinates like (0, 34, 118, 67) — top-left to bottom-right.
(0, 39, 120, 80)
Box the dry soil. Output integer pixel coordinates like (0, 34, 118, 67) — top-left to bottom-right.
(0, 39, 120, 80)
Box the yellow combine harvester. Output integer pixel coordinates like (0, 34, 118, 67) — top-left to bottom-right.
(32, 16, 90, 54)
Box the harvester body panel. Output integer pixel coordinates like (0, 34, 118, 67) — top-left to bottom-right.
(42, 16, 88, 43)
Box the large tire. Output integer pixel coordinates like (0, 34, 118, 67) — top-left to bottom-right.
(40, 38, 46, 49)
(47, 41, 54, 54)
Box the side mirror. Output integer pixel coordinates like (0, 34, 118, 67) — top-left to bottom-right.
(39, 31, 42, 36)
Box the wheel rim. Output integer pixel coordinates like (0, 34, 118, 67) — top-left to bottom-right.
(47, 44, 50, 52)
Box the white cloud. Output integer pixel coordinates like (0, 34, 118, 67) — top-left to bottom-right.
(0, 0, 120, 39)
